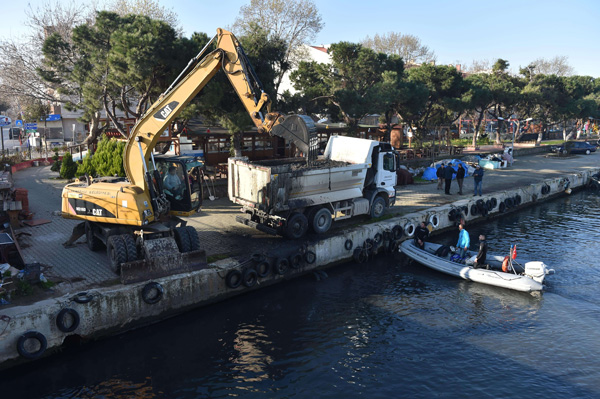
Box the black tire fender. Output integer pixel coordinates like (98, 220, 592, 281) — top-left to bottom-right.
(305, 251, 316, 264)
(373, 233, 383, 245)
(72, 292, 94, 304)
(486, 200, 492, 211)
(353, 247, 367, 263)
(471, 204, 478, 216)
(242, 268, 258, 288)
(499, 202, 506, 213)
(225, 270, 243, 288)
(515, 195, 522, 205)
(255, 261, 270, 278)
(289, 253, 303, 269)
(274, 258, 289, 275)
(17, 331, 47, 359)
(491, 197, 498, 208)
(56, 308, 80, 333)
(344, 239, 353, 251)
(142, 282, 164, 304)
(392, 225, 403, 239)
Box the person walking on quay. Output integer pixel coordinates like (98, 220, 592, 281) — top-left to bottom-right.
(472, 164, 484, 196)
(456, 223, 470, 259)
(444, 162, 455, 195)
(436, 163, 445, 190)
(456, 163, 465, 195)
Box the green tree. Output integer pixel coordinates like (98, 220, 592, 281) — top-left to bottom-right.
(39, 11, 195, 144)
(60, 152, 78, 179)
(397, 64, 467, 145)
(291, 42, 404, 134)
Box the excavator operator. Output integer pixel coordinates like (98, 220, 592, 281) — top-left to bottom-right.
(164, 166, 184, 199)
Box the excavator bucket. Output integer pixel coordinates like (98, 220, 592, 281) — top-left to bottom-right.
(120, 237, 207, 285)
(270, 115, 319, 165)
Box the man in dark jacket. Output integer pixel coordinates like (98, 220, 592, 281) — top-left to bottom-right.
(473, 164, 484, 196)
(444, 163, 455, 195)
(436, 163, 445, 190)
(456, 163, 466, 195)
(414, 221, 429, 250)
(473, 234, 488, 269)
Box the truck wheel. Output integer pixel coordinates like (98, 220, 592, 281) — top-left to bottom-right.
(311, 208, 332, 234)
(285, 213, 308, 239)
(174, 227, 192, 253)
(370, 196, 387, 218)
(85, 222, 103, 251)
(107, 235, 127, 275)
(121, 234, 138, 262)
(185, 226, 200, 251)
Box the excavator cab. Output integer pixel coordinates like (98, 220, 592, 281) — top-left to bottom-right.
(153, 155, 203, 216)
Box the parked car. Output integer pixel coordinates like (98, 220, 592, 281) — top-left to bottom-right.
(553, 141, 597, 155)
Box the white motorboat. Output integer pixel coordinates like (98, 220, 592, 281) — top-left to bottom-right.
(399, 240, 554, 292)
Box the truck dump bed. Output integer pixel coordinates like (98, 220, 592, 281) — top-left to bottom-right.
(228, 157, 368, 212)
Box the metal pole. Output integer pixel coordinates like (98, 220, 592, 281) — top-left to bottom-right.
(0, 126, 4, 157)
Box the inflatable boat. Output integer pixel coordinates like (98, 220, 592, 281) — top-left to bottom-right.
(399, 240, 554, 292)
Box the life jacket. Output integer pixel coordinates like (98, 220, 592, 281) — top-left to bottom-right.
(502, 256, 511, 272)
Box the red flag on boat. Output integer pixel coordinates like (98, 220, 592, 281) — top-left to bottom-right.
(512, 244, 517, 260)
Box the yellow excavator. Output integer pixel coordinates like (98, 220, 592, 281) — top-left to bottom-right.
(61, 28, 315, 283)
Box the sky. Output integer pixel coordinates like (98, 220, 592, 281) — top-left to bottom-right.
(2, 0, 599, 77)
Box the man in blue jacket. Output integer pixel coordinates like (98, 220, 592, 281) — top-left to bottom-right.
(473, 164, 484, 196)
(456, 223, 470, 259)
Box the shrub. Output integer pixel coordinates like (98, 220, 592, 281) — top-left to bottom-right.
(93, 136, 125, 177)
(50, 152, 61, 172)
(60, 152, 78, 179)
(76, 153, 96, 177)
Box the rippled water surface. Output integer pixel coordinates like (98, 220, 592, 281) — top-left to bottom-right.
(2, 191, 600, 398)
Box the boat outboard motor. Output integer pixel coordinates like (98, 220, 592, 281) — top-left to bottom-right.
(524, 261, 553, 283)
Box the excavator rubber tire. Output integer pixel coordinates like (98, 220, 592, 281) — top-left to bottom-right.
(174, 227, 192, 253)
(121, 234, 138, 262)
(85, 222, 103, 252)
(185, 226, 200, 251)
(107, 235, 127, 275)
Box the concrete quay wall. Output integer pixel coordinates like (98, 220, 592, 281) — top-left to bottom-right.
(0, 166, 597, 369)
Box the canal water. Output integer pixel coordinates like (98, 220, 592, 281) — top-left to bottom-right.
(2, 191, 600, 398)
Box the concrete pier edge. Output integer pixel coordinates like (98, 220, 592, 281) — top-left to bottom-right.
(0, 166, 598, 369)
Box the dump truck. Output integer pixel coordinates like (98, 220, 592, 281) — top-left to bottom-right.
(229, 134, 397, 239)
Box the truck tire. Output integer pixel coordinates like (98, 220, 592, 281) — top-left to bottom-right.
(107, 235, 127, 275)
(174, 227, 192, 253)
(370, 196, 386, 218)
(285, 213, 308, 239)
(85, 222, 103, 251)
(310, 207, 332, 234)
(185, 226, 201, 251)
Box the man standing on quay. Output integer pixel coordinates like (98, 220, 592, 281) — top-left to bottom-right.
(444, 163, 455, 195)
(473, 164, 484, 196)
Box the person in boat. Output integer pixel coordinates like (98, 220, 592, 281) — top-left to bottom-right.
(414, 221, 429, 250)
(473, 234, 487, 269)
(456, 224, 470, 259)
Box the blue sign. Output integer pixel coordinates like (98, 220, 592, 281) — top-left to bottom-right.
(24, 123, 37, 129)
(0, 116, 10, 127)
(45, 114, 61, 121)
(15, 120, 23, 127)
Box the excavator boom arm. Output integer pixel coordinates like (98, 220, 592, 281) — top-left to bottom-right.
(123, 28, 276, 190)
